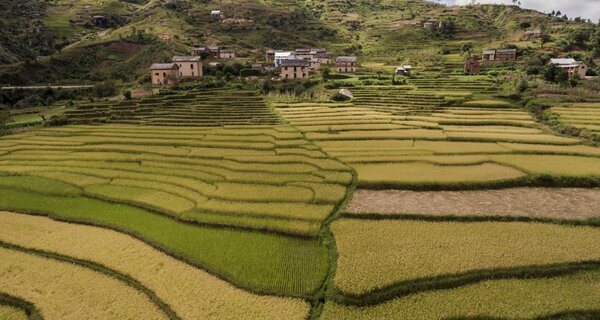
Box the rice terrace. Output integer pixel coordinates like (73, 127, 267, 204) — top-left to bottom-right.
(1, 0, 600, 319)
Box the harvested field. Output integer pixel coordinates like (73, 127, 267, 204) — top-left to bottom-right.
(0, 212, 310, 320)
(346, 188, 600, 219)
(0, 247, 166, 320)
(331, 219, 600, 295)
(0, 305, 27, 320)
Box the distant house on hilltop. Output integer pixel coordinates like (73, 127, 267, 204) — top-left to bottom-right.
(482, 49, 517, 62)
(281, 59, 310, 79)
(524, 29, 542, 38)
(395, 65, 412, 76)
(464, 58, 481, 75)
(219, 49, 236, 59)
(172, 56, 203, 78)
(91, 14, 108, 27)
(211, 10, 225, 20)
(274, 51, 295, 67)
(336, 56, 357, 73)
(150, 63, 180, 87)
(549, 58, 588, 79)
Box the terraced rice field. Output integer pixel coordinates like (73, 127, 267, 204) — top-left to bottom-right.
(322, 270, 600, 319)
(3, 85, 600, 319)
(277, 87, 600, 188)
(550, 103, 600, 134)
(0, 212, 310, 320)
(65, 89, 279, 126)
(331, 219, 600, 295)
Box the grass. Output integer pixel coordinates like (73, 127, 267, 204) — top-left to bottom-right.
(322, 269, 600, 320)
(0, 246, 166, 320)
(0, 305, 27, 320)
(331, 219, 600, 295)
(0, 211, 311, 320)
(0, 188, 329, 297)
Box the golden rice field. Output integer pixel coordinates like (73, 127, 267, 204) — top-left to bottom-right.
(331, 219, 600, 295)
(0, 305, 27, 320)
(322, 269, 600, 320)
(550, 103, 600, 134)
(0, 212, 310, 320)
(276, 96, 600, 188)
(0, 247, 166, 320)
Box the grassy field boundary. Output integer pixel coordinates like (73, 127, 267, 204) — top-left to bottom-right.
(0, 292, 43, 320)
(332, 261, 600, 307)
(0, 240, 179, 320)
(357, 173, 600, 191)
(443, 310, 600, 320)
(341, 212, 600, 228)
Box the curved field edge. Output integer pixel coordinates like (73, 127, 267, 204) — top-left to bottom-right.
(0, 292, 43, 320)
(332, 260, 600, 306)
(321, 269, 600, 320)
(0, 188, 328, 297)
(0, 211, 311, 320)
(0, 240, 178, 320)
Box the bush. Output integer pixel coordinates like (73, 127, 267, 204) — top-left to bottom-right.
(94, 80, 118, 98)
(44, 115, 70, 127)
(240, 69, 261, 77)
(123, 90, 132, 100)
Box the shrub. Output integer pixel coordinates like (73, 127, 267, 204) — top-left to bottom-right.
(123, 90, 132, 100)
(94, 80, 118, 98)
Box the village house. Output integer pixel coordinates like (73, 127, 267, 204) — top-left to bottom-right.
(524, 29, 542, 39)
(395, 65, 413, 76)
(172, 56, 203, 78)
(274, 51, 295, 67)
(219, 49, 236, 59)
(281, 59, 310, 79)
(482, 49, 517, 62)
(191, 47, 206, 56)
(315, 52, 333, 65)
(91, 14, 108, 27)
(251, 63, 264, 73)
(336, 56, 358, 73)
(308, 58, 321, 71)
(549, 58, 588, 79)
(207, 46, 221, 58)
(211, 10, 225, 20)
(150, 63, 179, 87)
(464, 58, 481, 75)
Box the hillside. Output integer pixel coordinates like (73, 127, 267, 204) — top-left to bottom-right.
(0, 0, 597, 85)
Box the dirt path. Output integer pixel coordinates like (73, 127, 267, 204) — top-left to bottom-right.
(347, 188, 600, 219)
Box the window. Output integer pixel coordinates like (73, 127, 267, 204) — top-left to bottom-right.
(155, 73, 159, 76)
(163, 72, 166, 77)
(191, 64, 194, 69)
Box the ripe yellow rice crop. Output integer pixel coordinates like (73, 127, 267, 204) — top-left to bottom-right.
(490, 154, 600, 176)
(353, 162, 525, 185)
(332, 219, 600, 295)
(0, 246, 166, 320)
(322, 270, 600, 320)
(0, 305, 27, 320)
(0, 212, 310, 320)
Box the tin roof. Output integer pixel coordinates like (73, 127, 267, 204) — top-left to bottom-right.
(150, 63, 178, 70)
(336, 56, 357, 63)
(281, 59, 310, 67)
(172, 56, 202, 62)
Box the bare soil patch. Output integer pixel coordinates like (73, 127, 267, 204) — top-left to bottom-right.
(347, 188, 600, 219)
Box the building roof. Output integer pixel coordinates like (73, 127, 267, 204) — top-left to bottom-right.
(211, 10, 222, 14)
(172, 56, 202, 62)
(497, 49, 517, 54)
(191, 47, 206, 51)
(295, 48, 311, 53)
(315, 52, 332, 58)
(281, 59, 310, 67)
(207, 46, 220, 51)
(403, 65, 412, 69)
(275, 52, 295, 58)
(220, 49, 235, 53)
(550, 58, 578, 65)
(150, 63, 178, 70)
(336, 56, 357, 63)
(483, 50, 496, 55)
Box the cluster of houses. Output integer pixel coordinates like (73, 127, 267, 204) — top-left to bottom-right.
(149, 46, 360, 86)
(464, 49, 587, 80)
(266, 48, 357, 80)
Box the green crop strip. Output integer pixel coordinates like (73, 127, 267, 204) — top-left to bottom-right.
(0, 240, 179, 320)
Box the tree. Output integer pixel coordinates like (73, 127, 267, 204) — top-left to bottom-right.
(461, 42, 474, 58)
(539, 34, 552, 48)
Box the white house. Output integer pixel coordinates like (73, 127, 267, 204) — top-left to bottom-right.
(274, 51, 295, 67)
(549, 58, 588, 79)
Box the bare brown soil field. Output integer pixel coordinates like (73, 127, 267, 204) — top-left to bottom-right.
(347, 188, 600, 219)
